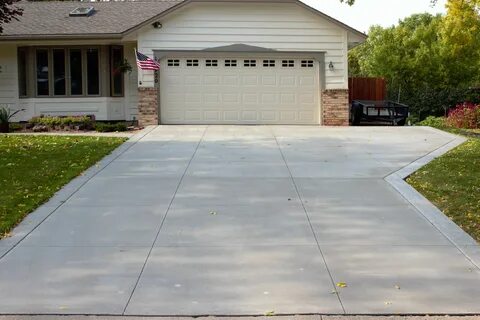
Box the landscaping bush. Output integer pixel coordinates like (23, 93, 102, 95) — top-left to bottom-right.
(387, 86, 480, 120)
(94, 122, 128, 132)
(29, 115, 94, 130)
(446, 103, 480, 129)
(417, 116, 447, 128)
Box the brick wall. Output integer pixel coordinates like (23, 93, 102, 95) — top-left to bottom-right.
(137, 87, 159, 126)
(322, 89, 349, 126)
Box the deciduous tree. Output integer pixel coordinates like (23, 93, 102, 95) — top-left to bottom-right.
(0, 0, 22, 34)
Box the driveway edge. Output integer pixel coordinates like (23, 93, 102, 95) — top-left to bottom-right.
(384, 127, 480, 269)
(0, 126, 157, 260)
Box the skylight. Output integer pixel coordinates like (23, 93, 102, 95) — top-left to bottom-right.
(69, 7, 95, 17)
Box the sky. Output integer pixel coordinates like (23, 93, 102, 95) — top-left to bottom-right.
(302, 0, 448, 33)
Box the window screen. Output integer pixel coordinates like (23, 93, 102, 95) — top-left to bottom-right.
(36, 49, 49, 96)
(53, 49, 66, 96)
(70, 49, 83, 95)
(86, 49, 99, 95)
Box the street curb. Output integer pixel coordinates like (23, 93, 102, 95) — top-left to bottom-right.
(384, 127, 480, 269)
(0, 126, 157, 260)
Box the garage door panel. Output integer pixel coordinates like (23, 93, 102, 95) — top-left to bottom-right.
(160, 56, 320, 124)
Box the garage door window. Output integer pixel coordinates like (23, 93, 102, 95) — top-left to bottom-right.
(206, 59, 218, 67)
(263, 60, 275, 67)
(244, 60, 256, 67)
(301, 60, 314, 68)
(282, 60, 295, 67)
(187, 59, 199, 67)
(167, 59, 180, 67)
(225, 59, 237, 67)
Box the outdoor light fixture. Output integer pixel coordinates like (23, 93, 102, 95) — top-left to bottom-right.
(328, 61, 335, 71)
(152, 21, 162, 29)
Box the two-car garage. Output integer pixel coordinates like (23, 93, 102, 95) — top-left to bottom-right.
(159, 54, 321, 125)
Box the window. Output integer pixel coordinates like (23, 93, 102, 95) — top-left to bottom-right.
(244, 59, 256, 67)
(110, 46, 124, 97)
(86, 49, 99, 95)
(23, 46, 117, 98)
(70, 49, 83, 95)
(18, 48, 27, 97)
(225, 59, 237, 67)
(263, 60, 275, 67)
(53, 49, 66, 95)
(167, 59, 180, 66)
(206, 59, 218, 67)
(36, 49, 49, 96)
(282, 60, 294, 67)
(301, 60, 314, 68)
(186, 59, 199, 67)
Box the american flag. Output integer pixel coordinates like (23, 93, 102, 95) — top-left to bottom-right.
(135, 50, 160, 70)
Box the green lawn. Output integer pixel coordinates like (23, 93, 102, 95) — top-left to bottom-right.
(0, 135, 126, 237)
(407, 132, 480, 242)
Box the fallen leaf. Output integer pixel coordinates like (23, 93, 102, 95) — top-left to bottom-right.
(265, 311, 275, 316)
(209, 211, 217, 215)
(336, 282, 347, 288)
(394, 284, 401, 290)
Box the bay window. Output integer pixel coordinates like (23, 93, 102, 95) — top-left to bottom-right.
(19, 45, 125, 98)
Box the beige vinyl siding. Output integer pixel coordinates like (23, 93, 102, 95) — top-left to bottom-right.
(0, 44, 21, 120)
(137, 1, 348, 89)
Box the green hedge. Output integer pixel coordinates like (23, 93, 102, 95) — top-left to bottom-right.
(95, 122, 128, 132)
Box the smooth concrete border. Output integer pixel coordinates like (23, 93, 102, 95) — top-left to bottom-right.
(0, 126, 157, 260)
(384, 127, 480, 269)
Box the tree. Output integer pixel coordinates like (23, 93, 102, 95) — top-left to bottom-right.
(349, 9, 480, 118)
(0, 0, 22, 34)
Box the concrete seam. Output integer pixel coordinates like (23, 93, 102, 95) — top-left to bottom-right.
(384, 132, 480, 270)
(0, 126, 156, 261)
(269, 126, 346, 314)
(122, 125, 209, 315)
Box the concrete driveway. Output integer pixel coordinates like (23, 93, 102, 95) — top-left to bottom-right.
(0, 126, 479, 316)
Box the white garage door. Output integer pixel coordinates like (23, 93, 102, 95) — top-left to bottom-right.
(160, 56, 321, 124)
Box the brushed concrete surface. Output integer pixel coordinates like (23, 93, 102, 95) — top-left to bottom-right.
(0, 125, 478, 316)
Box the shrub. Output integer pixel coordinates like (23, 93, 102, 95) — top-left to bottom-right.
(417, 116, 446, 128)
(29, 115, 94, 130)
(446, 103, 480, 129)
(95, 122, 128, 132)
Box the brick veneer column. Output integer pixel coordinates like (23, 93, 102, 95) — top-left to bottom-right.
(322, 89, 349, 126)
(137, 87, 159, 126)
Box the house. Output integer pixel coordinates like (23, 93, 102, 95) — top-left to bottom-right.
(0, 0, 366, 126)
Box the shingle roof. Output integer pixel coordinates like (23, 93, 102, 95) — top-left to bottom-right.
(0, 0, 184, 39)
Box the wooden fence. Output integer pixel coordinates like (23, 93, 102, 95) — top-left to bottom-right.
(348, 77, 386, 103)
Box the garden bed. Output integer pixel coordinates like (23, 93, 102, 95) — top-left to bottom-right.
(7, 115, 142, 134)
